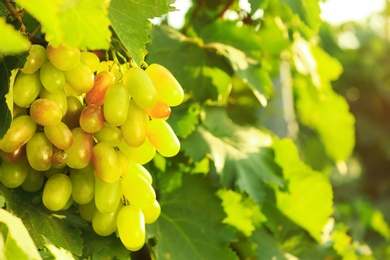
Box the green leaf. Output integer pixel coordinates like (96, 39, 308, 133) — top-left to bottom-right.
(146, 25, 233, 102)
(0, 209, 41, 260)
(43, 237, 76, 260)
(181, 106, 283, 204)
(273, 139, 333, 242)
(0, 186, 84, 256)
(280, 0, 321, 32)
(108, 0, 171, 66)
(15, 0, 111, 49)
(249, 0, 270, 10)
(251, 228, 288, 260)
(217, 189, 266, 237)
(0, 18, 31, 54)
(147, 174, 238, 260)
(167, 103, 201, 139)
(295, 81, 355, 162)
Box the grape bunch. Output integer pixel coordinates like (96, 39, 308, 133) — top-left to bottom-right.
(0, 43, 184, 251)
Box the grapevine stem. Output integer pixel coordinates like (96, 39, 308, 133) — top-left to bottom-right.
(1, 0, 27, 34)
(217, 0, 236, 18)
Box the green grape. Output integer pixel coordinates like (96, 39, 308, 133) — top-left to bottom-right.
(70, 164, 95, 204)
(62, 195, 74, 210)
(86, 71, 115, 106)
(30, 98, 63, 126)
(79, 200, 97, 222)
(145, 100, 171, 119)
(103, 83, 130, 126)
(46, 43, 80, 71)
(141, 200, 161, 224)
(117, 205, 145, 251)
(44, 122, 74, 150)
(147, 119, 180, 157)
(92, 142, 122, 183)
(64, 127, 93, 169)
(62, 96, 83, 129)
(40, 61, 66, 93)
(21, 44, 47, 74)
(93, 122, 122, 147)
(1, 115, 37, 153)
(92, 202, 122, 236)
(21, 168, 45, 192)
(0, 156, 29, 188)
(26, 132, 53, 171)
(121, 100, 148, 147)
(43, 165, 67, 178)
(12, 104, 27, 118)
(94, 175, 121, 213)
(96, 61, 122, 83)
(118, 138, 155, 165)
(117, 150, 130, 177)
(63, 81, 82, 96)
(122, 67, 158, 110)
(145, 63, 184, 106)
(39, 88, 68, 116)
(1, 145, 25, 163)
(79, 104, 105, 133)
(124, 161, 152, 184)
(13, 71, 43, 107)
(122, 171, 156, 208)
(80, 51, 100, 73)
(64, 62, 94, 93)
(42, 173, 72, 211)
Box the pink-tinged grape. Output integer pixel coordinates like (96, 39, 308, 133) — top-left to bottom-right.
(117, 205, 145, 251)
(42, 173, 72, 211)
(145, 100, 171, 119)
(21, 44, 47, 74)
(79, 105, 105, 133)
(94, 175, 121, 213)
(147, 119, 180, 157)
(64, 62, 94, 93)
(44, 122, 73, 150)
(52, 148, 67, 167)
(118, 138, 155, 165)
(46, 43, 80, 71)
(122, 67, 158, 110)
(141, 200, 161, 224)
(80, 51, 100, 72)
(79, 200, 97, 222)
(145, 63, 184, 107)
(13, 71, 42, 107)
(26, 132, 53, 171)
(121, 100, 148, 147)
(1, 115, 37, 153)
(92, 202, 122, 236)
(21, 168, 44, 192)
(92, 142, 122, 183)
(93, 122, 122, 147)
(1, 145, 25, 163)
(64, 127, 93, 169)
(62, 96, 83, 129)
(39, 88, 68, 116)
(29, 99, 62, 126)
(122, 171, 156, 208)
(40, 61, 66, 93)
(86, 71, 115, 106)
(103, 83, 130, 126)
(70, 164, 95, 204)
(125, 161, 152, 184)
(96, 61, 122, 83)
(0, 156, 29, 188)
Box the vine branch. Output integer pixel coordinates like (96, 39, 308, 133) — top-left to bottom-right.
(1, 0, 26, 34)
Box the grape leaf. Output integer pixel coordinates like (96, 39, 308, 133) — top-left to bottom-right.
(15, 0, 111, 49)
(0, 17, 31, 54)
(273, 139, 333, 242)
(251, 228, 288, 260)
(295, 81, 355, 162)
(0, 186, 84, 256)
(280, 0, 321, 32)
(146, 25, 233, 102)
(147, 174, 238, 260)
(0, 209, 41, 260)
(181, 106, 283, 205)
(167, 103, 201, 139)
(108, 0, 171, 66)
(248, 0, 270, 10)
